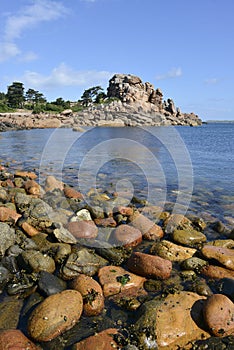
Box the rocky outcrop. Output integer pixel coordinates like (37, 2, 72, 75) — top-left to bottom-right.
(0, 73, 202, 131)
(75, 73, 202, 127)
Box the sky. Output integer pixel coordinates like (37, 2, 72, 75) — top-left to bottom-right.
(0, 0, 234, 121)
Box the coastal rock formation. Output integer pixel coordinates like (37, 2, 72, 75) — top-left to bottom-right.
(73, 74, 202, 127)
(0, 73, 202, 130)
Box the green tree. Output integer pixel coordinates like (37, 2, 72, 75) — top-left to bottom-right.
(25, 88, 46, 105)
(80, 86, 104, 106)
(7, 82, 25, 108)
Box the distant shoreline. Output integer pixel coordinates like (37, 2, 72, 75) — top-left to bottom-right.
(205, 120, 234, 123)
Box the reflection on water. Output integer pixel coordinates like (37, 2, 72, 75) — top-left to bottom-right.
(0, 124, 233, 222)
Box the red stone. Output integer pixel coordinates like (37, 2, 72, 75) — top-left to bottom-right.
(66, 220, 98, 239)
(0, 329, 38, 350)
(127, 251, 172, 279)
(113, 224, 142, 248)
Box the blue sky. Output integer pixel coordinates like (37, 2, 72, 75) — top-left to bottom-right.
(0, 0, 233, 120)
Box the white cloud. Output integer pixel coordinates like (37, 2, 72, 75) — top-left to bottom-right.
(156, 67, 182, 80)
(19, 51, 38, 62)
(21, 63, 114, 89)
(0, 0, 68, 62)
(0, 42, 21, 61)
(204, 78, 219, 85)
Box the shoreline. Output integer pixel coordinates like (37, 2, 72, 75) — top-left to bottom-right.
(0, 107, 202, 133)
(0, 165, 233, 349)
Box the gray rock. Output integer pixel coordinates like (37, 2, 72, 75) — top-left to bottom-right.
(0, 222, 16, 256)
(53, 223, 77, 244)
(18, 250, 56, 273)
(61, 247, 108, 279)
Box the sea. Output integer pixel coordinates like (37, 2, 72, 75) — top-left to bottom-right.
(0, 122, 233, 226)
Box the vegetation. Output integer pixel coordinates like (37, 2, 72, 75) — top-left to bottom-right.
(0, 81, 119, 114)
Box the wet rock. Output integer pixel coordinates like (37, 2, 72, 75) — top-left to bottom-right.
(18, 250, 56, 273)
(94, 217, 117, 227)
(28, 289, 83, 342)
(0, 265, 11, 291)
(0, 297, 23, 329)
(0, 222, 16, 256)
(191, 278, 213, 297)
(24, 179, 41, 195)
(129, 212, 163, 240)
(114, 206, 134, 216)
(14, 176, 25, 187)
(203, 294, 234, 337)
(192, 334, 234, 349)
(72, 274, 104, 316)
(150, 240, 197, 261)
(181, 257, 208, 272)
(71, 209, 92, 221)
(113, 224, 142, 248)
(172, 228, 206, 247)
(135, 291, 210, 350)
(95, 245, 132, 265)
(0, 188, 8, 201)
(15, 170, 37, 180)
(15, 193, 54, 231)
(127, 251, 172, 279)
(61, 247, 108, 279)
(98, 265, 145, 297)
(21, 221, 39, 237)
(201, 245, 234, 270)
(0, 329, 38, 350)
(72, 328, 120, 350)
(45, 175, 64, 192)
(207, 239, 234, 248)
(217, 278, 234, 302)
(38, 271, 67, 296)
(211, 220, 227, 234)
(110, 286, 147, 311)
(64, 186, 83, 200)
(53, 222, 77, 244)
(201, 265, 234, 279)
(0, 206, 21, 223)
(164, 213, 193, 234)
(66, 220, 98, 239)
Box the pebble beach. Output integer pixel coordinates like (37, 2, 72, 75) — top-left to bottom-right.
(0, 165, 234, 349)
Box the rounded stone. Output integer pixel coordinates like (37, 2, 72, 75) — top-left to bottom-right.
(0, 329, 38, 350)
(98, 265, 145, 297)
(73, 328, 120, 350)
(19, 250, 56, 273)
(66, 220, 98, 239)
(38, 271, 67, 296)
(172, 229, 206, 247)
(113, 224, 142, 248)
(202, 245, 234, 270)
(203, 294, 234, 337)
(130, 212, 164, 240)
(127, 251, 172, 279)
(64, 186, 83, 199)
(151, 240, 197, 261)
(201, 265, 234, 279)
(72, 274, 104, 316)
(28, 289, 83, 342)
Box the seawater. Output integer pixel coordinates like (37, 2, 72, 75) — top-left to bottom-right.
(0, 123, 233, 223)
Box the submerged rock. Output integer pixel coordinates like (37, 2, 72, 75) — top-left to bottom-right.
(127, 251, 172, 279)
(0, 329, 38, 350)
(135, 291, 210, 350)
(72, 328, 120, 350)
(28, 290, 83, 342)
(203, 294, 234, 337)
(0, 222, 16, 256)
